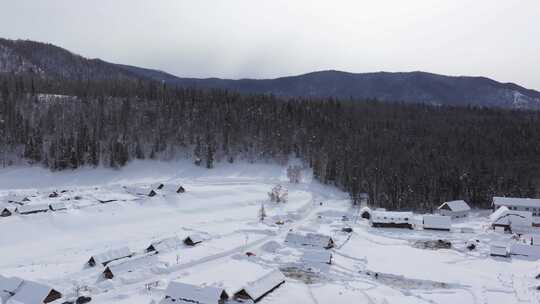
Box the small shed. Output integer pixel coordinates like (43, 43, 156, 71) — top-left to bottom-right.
(369, 211, 413, 229)
(490, 206, 532, 233)
(16, 204, 50, 215)
(510, 242, 540, 259)
(147, 236, 182, 253)
(49, 202, 67, 211)
(6, 280, 62, 304)
(102, 254, 158, 280)
(184, 234, 204, 246)
(284, 232, 334, 249)
(0, 275, 23, 302)
(301, 250, 333, 265)
(159, 281, 229, 304)
(148, 190, 157, 197)
(87, 247, 133, 267)
(234, 269, 285, 303)
(6, 194, 30, 205)
(490, 242, 509, 257)
(437, 200, 471, 219)
(422, 215, 451, 231)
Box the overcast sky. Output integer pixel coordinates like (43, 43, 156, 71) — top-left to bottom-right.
(0, 0, 539, 89)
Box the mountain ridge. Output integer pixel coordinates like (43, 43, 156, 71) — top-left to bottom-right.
(1, 38, 539, 109)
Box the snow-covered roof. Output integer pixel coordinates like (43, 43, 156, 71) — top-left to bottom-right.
(105, 254, 158, 276)
(6, 280, 60, 304)
(438, 200, 471, 212)
(90, 247, 132, 266)
(301, 250, 332, 264)
(0, 276, 23, 301)
(148, 236, 182, 252)
(49, 202, 67, 211)
(285, 232, 333, 249)
(490, 206, 532, 226)
(238, 269, 285, 302)
(490, 243, 508, 256)
(423, 215, 451, 229)
(16, 204, 49, 214)
(360, 207, 371, 214)
(160, 281, 228, 304)
(4, 194, 29, 204)
(370, 211, 413, 223)
(493, 196, 540, 208)
(510, 242, 540, 258)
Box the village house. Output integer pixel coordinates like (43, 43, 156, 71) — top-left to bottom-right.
(6, 194, 30, 205)
(437, 200, 471, 219)
(369, 211, 413, 229)
(490, 242, 509, 257)
(49, 202, 67, 211)
(0, 275, 23, 302)
(102, 254, 159, 280)
(492, 197, 540, 216)
(360, 207, 372, 220)
(159, 281, 229, 304)
(16, 204, 50, 215)
(490, 206, 532, 233)
(1, 206, 14, 217)
(5, 279, 62, 304)
(87, 246, 133, 267)
(285, 232, 334, 249)
(422, 215, 451, 231)
(146, 236, 182, 253)
(184, 234, 204, 246)
(233, 269, 286, 303)
(509, 242, 540, 259)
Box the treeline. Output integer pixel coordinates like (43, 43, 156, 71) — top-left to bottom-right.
(2, 73, 540, 211)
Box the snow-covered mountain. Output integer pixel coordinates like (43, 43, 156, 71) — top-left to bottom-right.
(1, 38, 540, 109)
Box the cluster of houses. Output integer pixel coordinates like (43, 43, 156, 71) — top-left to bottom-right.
(124, 183, 186, 198)
(0, 275, 62, 304)
(158, 231, 336, 304)
(160, 269, 286, 304)
(0, 201, 67, 217)
(86, 234, 204, 280)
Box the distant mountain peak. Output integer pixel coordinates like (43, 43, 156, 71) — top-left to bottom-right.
(1, 37, 539, 109)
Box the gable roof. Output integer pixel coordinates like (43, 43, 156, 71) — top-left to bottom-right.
(148, 236, 182, 252)
(493, 197, 540, 208)
(160, 281, 228, 304)
(238, 269, 285, 302)
(90, 247, 132, 266)
(285, 232, 333, 249)
(438, 200, 470, 212)
(422, 215, 452, 229)
(104, 254, 158, 277)
(16, 204, 50, 214)
(185, 234, 204, 244)
(49, 202, 67, 211)
(490, 206, 532, 226)
(6, 280, 60, 304)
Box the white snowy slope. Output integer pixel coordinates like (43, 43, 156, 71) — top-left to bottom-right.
(0, 160, 539, 304)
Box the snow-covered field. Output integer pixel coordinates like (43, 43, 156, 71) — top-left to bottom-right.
(1, 161, 539, 304)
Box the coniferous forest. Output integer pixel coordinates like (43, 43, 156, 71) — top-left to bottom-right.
(2, 73, 540, 211)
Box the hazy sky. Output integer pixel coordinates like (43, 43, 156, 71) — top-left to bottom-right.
(1, 0, 539, 89)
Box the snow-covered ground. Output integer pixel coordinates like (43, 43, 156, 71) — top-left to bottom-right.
(0, 160, 539, 304)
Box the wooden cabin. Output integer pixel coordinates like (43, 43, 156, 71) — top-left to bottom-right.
(369, 211, 413, 229)
(490, 242, 509, 257)
(87, 247, 133, 267)
(49, 202, 67, 211)
(422, 215, 451, 231)
(490, 206, 532, 233)
(492, 196, 540, 215)
(102, 254, 158, 280)
(177, 186, 186, 194)
(438, 200, 471, 219)
(5, 280, 62, 304)
(16, 204, 50, 215)
(234, 269, 285, 303)
(159, 281, 229, 304)
(146, 236, 182, 253)
(1, 207, 13, 217)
